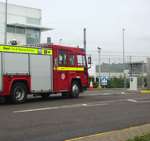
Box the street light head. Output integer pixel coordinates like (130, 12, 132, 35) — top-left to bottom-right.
(97, 47, 101, 50)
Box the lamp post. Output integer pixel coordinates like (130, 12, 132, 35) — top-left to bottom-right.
(122, 28, 126, 89)
(98, 47, 101, 88)
(83, 28, 86, 53)
(4, 0, 8, 44)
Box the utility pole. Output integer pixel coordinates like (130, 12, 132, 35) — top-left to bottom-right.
(83, 28, 86, 53)
(109, 56, 111, 78)
(59, 38, 63, 43)
(47, 37, 51, 44)
(98, 47, 101, 88)
(142, 61, 145, 88)
(4, 0, 8, 44)
(129, 56, 132, 77)
(122, 28, 126, 89)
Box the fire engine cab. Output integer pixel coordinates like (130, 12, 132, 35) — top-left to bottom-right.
(0, 44, 89, 103)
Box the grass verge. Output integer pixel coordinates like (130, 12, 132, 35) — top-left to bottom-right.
(127, 134, 150, 141)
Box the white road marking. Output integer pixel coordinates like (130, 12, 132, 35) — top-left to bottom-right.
(86, 93, 104, 96)
(138, 100, 150, 103)
(86, 92, 127, 96)
(13, 102, 108, 113)
(86, 93, 114, 96)
(121, 92, 126, 95)
(103, 93, 112, 95)
(13, 97, 149, 114)
(127, 99, 137, 103)
(82, 104, 88, 106)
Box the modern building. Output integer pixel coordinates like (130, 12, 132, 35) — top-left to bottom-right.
(96, 62, 147, 78)
(96, 63, 128, 78)
(0, 2, 51, 45)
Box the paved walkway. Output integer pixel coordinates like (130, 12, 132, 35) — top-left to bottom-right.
(66, 124, 150, 141)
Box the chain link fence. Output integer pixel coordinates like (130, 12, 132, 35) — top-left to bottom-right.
(87, 53, 150, 89)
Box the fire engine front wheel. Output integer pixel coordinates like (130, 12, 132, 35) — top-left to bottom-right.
(10, 82, 27, 104)
(70, 81, 80, 98)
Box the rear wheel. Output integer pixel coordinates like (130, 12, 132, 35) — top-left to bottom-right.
(70, 81, 80, 98)
(10, 82, 27, 104)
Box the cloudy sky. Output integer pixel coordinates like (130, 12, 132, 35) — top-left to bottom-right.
(0, 0, 150, 58)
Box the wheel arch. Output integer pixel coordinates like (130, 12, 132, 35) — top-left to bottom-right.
(10, 79, 30, 93)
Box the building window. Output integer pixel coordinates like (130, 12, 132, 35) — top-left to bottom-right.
(26, 29, 40, 44)
(7, 26, 25, 34)
(7, 26, 15, 33)
(16, 27, 25, 34)
(7, 26, 40, 45)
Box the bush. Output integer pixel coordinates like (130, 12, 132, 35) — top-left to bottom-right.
(88, 76, 129, 88)
(93, 81, 99, 88)
(107, 77, 129, 88)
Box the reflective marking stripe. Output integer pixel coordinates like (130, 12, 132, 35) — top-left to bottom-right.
(46, 49, 52, 55)
(0, 45, 38, 54)
(141, 90, 150, 94)
(0, 45, 52, 55)
(41, 48, 52, 55)
(56, 67, 84, 71)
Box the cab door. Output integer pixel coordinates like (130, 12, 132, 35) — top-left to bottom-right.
(76, 55, 88, 87)
(53, 49, 69, 92)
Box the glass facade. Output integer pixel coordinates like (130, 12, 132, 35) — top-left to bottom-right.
(7, 26, 25, 34)
(26, 29, 40, 45)
(7, 26, 41, 45)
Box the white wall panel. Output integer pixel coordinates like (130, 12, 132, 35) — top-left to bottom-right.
(3, 53, 29, 74)
(30, 55, 52, 92)
(0, 53, 2, 91)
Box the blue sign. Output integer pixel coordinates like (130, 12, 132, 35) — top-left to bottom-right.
(100, 76, 108, 86)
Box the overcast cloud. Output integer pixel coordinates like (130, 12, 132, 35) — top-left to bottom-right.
(1, 0, 150, 57)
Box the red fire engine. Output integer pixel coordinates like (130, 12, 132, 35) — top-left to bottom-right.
(0, 44, 90, 103)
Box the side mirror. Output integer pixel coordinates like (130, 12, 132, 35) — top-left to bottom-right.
(88, 56, 92, 65)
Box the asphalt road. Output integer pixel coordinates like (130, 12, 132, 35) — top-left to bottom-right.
(0, 89, 150, 141)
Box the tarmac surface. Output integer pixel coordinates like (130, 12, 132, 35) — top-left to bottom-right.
(0, 89, 150, 141)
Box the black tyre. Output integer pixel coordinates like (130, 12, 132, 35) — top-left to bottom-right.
(10, 82, 27, 104)
(70, 81, 80, 98)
